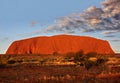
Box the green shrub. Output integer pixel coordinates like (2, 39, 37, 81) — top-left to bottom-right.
(73, 50, 84, 63)
(7, 60, 16, 64)
(86, 52, 97, 57)
(0, 64, 6, 68)
(75, 50, 84, 57)
(84, 60, 94, 70)
(66, 52, 75, 57)
(48, 58, 56, 62)
(17, 60, 23, 63)
(40, 59, 47, 65)
(80, 62, 84, 66)
(53, 52, 58, 56)
(95, 57, 108, 66)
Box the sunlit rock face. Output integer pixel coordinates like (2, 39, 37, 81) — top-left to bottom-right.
(6, 35, 114, 54)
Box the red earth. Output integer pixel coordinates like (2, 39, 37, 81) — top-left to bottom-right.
(6, 35, 114, 54)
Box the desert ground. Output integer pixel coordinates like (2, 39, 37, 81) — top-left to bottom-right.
(0, 53, 120, 83)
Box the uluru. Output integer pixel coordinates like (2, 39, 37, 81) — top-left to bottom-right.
(6, 35, 114, 54)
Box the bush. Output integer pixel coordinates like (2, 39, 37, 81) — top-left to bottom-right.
(17, 60, 23, 63)
(66, 52, 75, 58)
(0, 56, 10, 65)
(7, 60, 16, 64)
(40, 59, 47, 65)
(86, 52, 97, 57)
(64, 57, 73, 62)
(73, 50, 84, 63)
(95, 57, 108, 66)
(53, 52, 58, 56)
(75, 50, 84, 57)
(72, 51, 109, 70)
(0, 64, 6, 68)
(84, 60, 94, 70)
(80, 62, 84, 66)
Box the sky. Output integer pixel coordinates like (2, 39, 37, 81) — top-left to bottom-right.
(0, 0, 120, 54)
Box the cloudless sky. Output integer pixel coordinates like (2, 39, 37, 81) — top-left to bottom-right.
(0, 0, 119, 54)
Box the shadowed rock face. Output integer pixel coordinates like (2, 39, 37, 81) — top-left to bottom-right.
(6, 35, 114, 54)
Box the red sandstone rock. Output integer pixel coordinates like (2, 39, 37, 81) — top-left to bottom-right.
(6, 35, 114, 54)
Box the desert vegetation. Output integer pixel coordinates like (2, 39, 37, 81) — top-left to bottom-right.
(0, 52, 120, 83)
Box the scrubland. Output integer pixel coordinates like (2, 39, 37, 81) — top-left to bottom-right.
(0, 52, 120, 83)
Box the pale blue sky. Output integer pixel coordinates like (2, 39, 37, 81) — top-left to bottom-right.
(0, 0, 120, 54)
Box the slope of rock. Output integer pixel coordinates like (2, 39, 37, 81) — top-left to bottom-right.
(6, 35, 114, 54)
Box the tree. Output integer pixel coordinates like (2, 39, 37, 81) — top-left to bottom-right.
(84, 60, 94, 70)
(86, 52, 97, 57)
